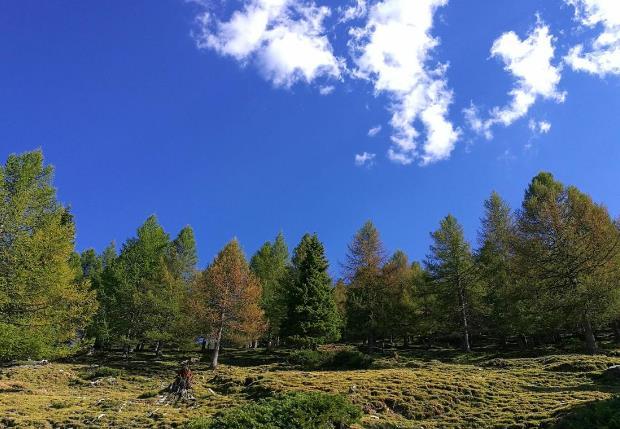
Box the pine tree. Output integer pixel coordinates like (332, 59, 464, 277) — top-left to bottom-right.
(0, 151, 97, 360)
(282, 234, 341, 348)
(344, 221, 386, 348)
(171, 226, 198, 283)
(425, 215, 478, 352)
(250, 232, 289, 344)
(192, 239, 266, 368)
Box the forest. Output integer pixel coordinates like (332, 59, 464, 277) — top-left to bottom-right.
(2, 150, 620, 428)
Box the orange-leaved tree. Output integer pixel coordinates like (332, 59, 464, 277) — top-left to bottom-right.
(191, 239, 266, 369)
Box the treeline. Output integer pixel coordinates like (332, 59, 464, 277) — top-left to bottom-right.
(1, 151, 620, 365)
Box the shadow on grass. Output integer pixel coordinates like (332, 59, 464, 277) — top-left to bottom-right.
(546, 396, 620, 428)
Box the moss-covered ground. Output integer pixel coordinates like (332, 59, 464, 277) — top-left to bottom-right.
(1, 343, 620, 428)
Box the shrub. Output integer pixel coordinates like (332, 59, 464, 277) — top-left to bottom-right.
(288, 349, 373, 370)
(81, 366, 120, 380)
(187, 391, 362, 429)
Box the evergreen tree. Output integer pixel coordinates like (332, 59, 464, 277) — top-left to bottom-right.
(106, 216, 185, 354)
(477, 192, 518, 344)
(282, 234, 341, 348)
(425, 215, 479, 352)
(381, 251, 418, 346)
(250, 232, 289, 344)
(192, 239, 266, 368)
(0, 151, 96, 360)
(344, 221, 386, 348)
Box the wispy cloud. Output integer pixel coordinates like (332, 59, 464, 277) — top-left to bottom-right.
(193, 0, 342, 88)
(529, 119, 552, 134)
(367, 125, 382, 137)
(348, 0, 459, 165)
(466, 22, 565, 139)
(565, 0, 620, 76)
(355, 151, 376, 167)
(319, 85, 335, 95)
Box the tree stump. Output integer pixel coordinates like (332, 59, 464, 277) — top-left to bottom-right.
(160, 361, 195, 403)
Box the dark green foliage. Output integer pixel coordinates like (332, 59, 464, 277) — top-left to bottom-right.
(251, 233, 289, 340)
(81, 366, 121, 380)
(188, 392, 362, 429)
(287, 349, 373, 370)
(282, 234, 341, 348)
(425, 215, 480, 352)
(552, 397, 620, 429)
(344, 221, 386, 346)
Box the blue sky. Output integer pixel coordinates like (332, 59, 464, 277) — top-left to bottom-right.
(1, 0, 619, 275)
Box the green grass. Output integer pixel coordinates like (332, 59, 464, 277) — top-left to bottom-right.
(1, 345, 619, 428)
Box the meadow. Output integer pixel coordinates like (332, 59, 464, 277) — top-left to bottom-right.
(2, 341, 620, 429)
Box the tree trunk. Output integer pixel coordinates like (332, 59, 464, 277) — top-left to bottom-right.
(211, 323, 224, 369)
(403, 335, 409, 348)
(613, 320, 620, 344)
(583, 318, 598, 355)
(457, 280, 471, 352)
(517, 334, 528, 350)
(155, 340, 163, 357)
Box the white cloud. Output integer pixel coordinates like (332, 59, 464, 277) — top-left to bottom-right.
(355, 151, 376, 166)
(338, 0, 367, 23)
(193, 0, 342, 87)
(529, 119, 552, 134)
(565, 0, 620, 76)
(367, 125, 382, 136)
(348, 0, 459, 165)
(319, 85, 335, 95)
(467, 23, 565, 139)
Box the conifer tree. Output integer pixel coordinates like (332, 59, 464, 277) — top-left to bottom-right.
(193, 239, 266, 368)
(425, 215, 478, 352)
(0, 151, 96, 360)
(515, 172, 620, 353)
(477, 192, 518, 344)
(344, 221, 386, 348)
(282, 234, 341, 348)
(250, 232, 289, 344)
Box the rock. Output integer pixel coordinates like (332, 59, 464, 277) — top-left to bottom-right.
(599, 365, 620, 383)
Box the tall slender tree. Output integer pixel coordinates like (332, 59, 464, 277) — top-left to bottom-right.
(344, 221, 386, 348)
(477, 192, 518, 344)
(425, 215, 478, 352)
(250, 232, 289, 345)
(282, 234, 340, 348)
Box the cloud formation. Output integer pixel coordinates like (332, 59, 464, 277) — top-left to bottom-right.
(349, 0, 459, 165)
(367, 125, 382, 137)
(466, 23, 565, 139)
(529, 119, 552, 134)
(565, 0, 620, 76)
(193, 0, 342, 87)
(355, 151, 376, 166)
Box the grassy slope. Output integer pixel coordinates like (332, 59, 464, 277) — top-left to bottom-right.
(1, 345, 620, 429)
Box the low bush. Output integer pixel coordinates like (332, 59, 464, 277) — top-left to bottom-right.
(187, 391, 362, 429)
(81, 366, 120, 380)
(288, 349, 373, 370)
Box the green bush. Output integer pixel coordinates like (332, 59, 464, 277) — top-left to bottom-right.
(187, 392, 362, 429)
(288, 349, 373, 370)
(81, 366, 120, 380)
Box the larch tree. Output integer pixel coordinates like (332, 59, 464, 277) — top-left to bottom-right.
(477, 191, 519, 345)
(425, 215, 478, 352)
(0, 150, 97, 360)
(194, 239, 266, 368)
(515, 172, 620, 354)
(344, 221, 386, 349)
(250, 232, 289, 345)
(282, 234, 341, 348)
